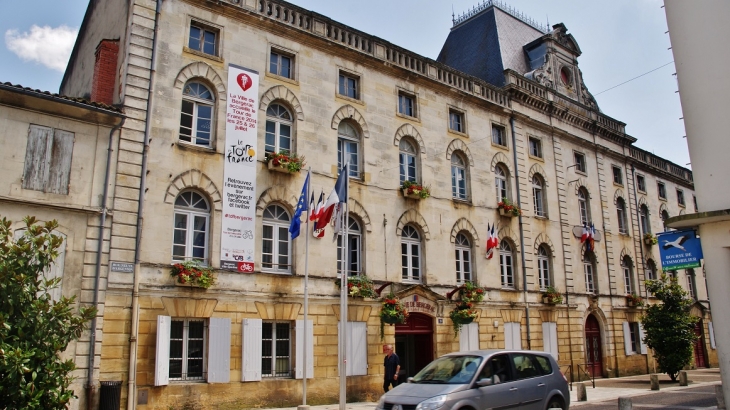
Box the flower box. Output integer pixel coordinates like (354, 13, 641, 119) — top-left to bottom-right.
(335, 275, 377, 298)
(499, 208, 513, 218)
(644, 237, 654, 246)
(449, 303, 478, 336)
(402, 189, 423, 200)
(170, 260, 215, 289)
(264, 151, 305, 174)
(497, 198, 522, 217)
(542, 286, 563, 304)
(380, 295, 409, 340)
(626, 294, 643, 307)
(400, 181, 430, 199)
(643, 233, 657, 246)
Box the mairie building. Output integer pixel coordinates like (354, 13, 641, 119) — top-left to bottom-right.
(43, 0, 719, 408)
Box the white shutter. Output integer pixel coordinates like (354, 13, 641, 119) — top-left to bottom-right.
(459, 323, 479, 351)
(512, 323, 522, 350)
(504, 323, 513, 349)
(460, 324, 471, 351)
(208, 318, 231, 383)
(709, 322, 716, 349)
(242, 319, 262, 381)
(542, 322, 558, 359)
(155, 316, 171, 386)
(622, 322, 633, 356)
(22, 125, 52, 191)
(638, 323, 648, 355)
(48, 129, 74, 194)
(350, 322, 368, 376)
(295, 320, 314, 379)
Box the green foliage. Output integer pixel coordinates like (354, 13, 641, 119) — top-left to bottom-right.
(171, 260, 215, 289)
(334, 275, 377, 298)
(542, 286, 563, 304)
(0, 216, 96, 409)
(641, 274, 698, 381)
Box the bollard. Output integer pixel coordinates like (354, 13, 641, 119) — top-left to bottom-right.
(576, 382, 587, 401)
(679, 371, 688, 386)
(716, 385, 726, 409)
(650, 374, 660, 390)
(618, 397, 633, 410)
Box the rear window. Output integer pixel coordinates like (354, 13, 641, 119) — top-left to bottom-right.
(533, 355, 552, 374)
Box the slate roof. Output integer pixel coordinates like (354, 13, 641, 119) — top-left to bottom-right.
(0, 82, 123, 114)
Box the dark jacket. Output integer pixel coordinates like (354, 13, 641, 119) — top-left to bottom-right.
(384, 353, 400, 380)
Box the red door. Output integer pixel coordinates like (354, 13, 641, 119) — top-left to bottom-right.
(694, 321, 708, 368)
(395, 313, 434, 379)
(585, 314, 603, 377)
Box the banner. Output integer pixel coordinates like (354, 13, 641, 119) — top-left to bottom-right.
(220, 64, 259, 273)
(657, 229, 703, 271)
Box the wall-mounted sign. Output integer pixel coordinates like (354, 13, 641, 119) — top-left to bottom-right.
(402, 294, 437, 315)
(110, 261, 134, 273)
(657, 229, 703, 271)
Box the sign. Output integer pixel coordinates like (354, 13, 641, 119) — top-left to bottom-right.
(110, 261, 134, 273)
(402, 294, 437, 315)
(220, 64, 259, 273)
(657, 229, 703, 271)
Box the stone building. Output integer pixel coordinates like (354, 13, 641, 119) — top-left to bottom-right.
(57, 0, 714, 408)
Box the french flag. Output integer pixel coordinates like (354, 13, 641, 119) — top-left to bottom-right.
(315, 163, 348, 231)
(580, 223, 589, 244)
(311, 190, 325, 238)
(486, 223, 498, 259)
(587, 223, 596, 252)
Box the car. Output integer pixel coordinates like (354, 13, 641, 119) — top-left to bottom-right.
(376, 349, 569, 410)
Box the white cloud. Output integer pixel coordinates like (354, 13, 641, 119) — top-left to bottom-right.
(5, 25, 78, 72)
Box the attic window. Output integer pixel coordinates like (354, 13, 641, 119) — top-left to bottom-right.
(560, 67, 571, 86)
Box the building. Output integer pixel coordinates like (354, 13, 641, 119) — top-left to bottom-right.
(56, 0, 713, 408)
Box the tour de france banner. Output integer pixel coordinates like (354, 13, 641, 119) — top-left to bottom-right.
(657, 229, 704, 271)
(220, 64, 259, 273)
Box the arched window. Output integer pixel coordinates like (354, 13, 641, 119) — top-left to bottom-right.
(455, 232, 472, 283)
(640, 204, 651, 235)
(537, 245, 551, 290)
(337, 217, 362, 276)
(616, 197, 628, 234)
(262, 204, 291, 273)
(451, 153, 468, 200)
(495, 165, 509, 203)
(661, 210, 670, 231)
(401, 225, 421, 283)
(172, 191, 210, 262)
(499, 241, 514, 288)
(399, 138, 418, 184)
(584, 251, 596, 294)
(645, 259, 657, 281)
(532, 175, 546, 217)
(265, 103, 292, 154)
(578, 187, 591, 225)
(686, 268, 697, 299)
(338, 122, 360, 178)
(622, 256, 634, 295)
(179, 81, 214, 147)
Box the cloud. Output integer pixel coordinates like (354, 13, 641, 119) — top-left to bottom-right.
(5, 25, 78, 72)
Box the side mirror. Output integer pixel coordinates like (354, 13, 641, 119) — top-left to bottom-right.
(476, 377, 494, 387)
(407, 377, 414, 383)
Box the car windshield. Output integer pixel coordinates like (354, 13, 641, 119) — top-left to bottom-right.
(411, 355, 483, 384)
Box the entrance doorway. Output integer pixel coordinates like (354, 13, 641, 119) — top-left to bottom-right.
(395, 313, 434, 379)
(694, 321, 708, 368)
(584, 314, 603, 378)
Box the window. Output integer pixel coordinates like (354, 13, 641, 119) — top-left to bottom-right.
(169, 319, 206, 381)
(657, 182, 667, 199)
(612, 166, 623, 185)
(627, 322, 641, 354)
(265, 103, 292, 154)
(22, 125, 74, 195)
(172, 191, 210, 262)
(645, 259, 657, 281)
(686, 269, 697, 300)
(451, 153, 468, 200)
(495, 165, 509, 203)
(241, 319, 312, 382)
(574, 152, 586, 173)
(529, 137, 542, 158)
(616, 197, 628, 234)
(399, 139, 418, 184)
(449, 109, 464, 133)
(492, 124, 506, 146)
(636, 174, 646, 192)
(401, 225, 421, 282)
(180, 81, 214, 147)
(622, 256, 634, 295)
(262, 322, 292, 378)
(532, 175, 546, 217)
(188, 23, 218, 56)
(661, 210, 670, 231)
(398, 91, 416, 117)
(578, 187, 591, 225)
(693, 195, 698, 212)
(262, 204, 291, 273)
(677, 189, 685, 207)
(639, 204, 651, 235)
(455, 233, 472, 283)
(338, 71, 359, 99)
(584, 253, 596, 294)
(338, 122, 360, 178)
(337, 217, 362, 276)
(499, 241, 514, 288)
(269, 49, 294, 79)
(503, 324, 521, 350)
(537, 245, 550, 290)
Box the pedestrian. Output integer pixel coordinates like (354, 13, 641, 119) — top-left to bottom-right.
(383, 344, 401, 392)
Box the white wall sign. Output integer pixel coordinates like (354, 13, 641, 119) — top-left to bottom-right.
(220, 64, 259, 273)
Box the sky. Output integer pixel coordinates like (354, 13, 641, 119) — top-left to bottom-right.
(0, 0, 690, 168)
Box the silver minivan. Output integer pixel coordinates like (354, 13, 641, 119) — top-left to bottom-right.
(376, 350, 569, 410)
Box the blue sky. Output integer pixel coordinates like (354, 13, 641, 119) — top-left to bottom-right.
(0, 0, 690, 168)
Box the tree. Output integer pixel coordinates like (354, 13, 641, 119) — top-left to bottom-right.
(0, 216, 96, 409)
(641, 274, 698, 381)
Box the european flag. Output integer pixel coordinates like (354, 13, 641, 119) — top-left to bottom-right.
(289, 171, 310, 240)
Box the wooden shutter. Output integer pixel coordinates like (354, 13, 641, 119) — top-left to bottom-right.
(295, 320, 314, 379)
(638, 323, 648, 355)
(460, 323, 479, 351)
(242, 318, 262, 381)
(350, 322, 367, 376)
(22, 125, 53, 192)
(542, 322, 558, 359)
(208, 318, 231, 383)
(47, 129, 74, 194)
(709, 322, 716, 349)
(505, 322, 521, 350)
(155, 316, 171, 386)
(622, 322, 633, 356)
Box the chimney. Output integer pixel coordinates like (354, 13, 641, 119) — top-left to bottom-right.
(90, 39, 119, 105)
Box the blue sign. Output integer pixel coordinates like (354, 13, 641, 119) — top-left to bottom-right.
(657, 229, 703, 271)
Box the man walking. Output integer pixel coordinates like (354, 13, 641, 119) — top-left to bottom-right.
(383, 344, 401, 392)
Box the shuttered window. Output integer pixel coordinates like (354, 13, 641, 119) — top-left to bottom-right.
(504, 322, 522, 350)
(295, 320, 314, 379)
(23, 125, 74, 194)
(340, 322, 367, 376)
(459, 322, 479, 351)
(542, 322, 558, 359)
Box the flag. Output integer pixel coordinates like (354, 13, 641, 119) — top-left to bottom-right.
(288, 171, 309, 240)
(588, 223, 596, 252)
(315, 163, 348, 230)
(580, 223, 589, 244)
(311, 190, 325, 238)
(486, 223, 498, 259)
(308, 192, 315, 221)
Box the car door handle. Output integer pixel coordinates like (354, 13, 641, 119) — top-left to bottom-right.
(537, 383, 546, 387)
(509, 388, 518, 391)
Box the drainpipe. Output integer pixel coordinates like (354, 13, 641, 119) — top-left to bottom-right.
(127, 1, 161, 409)
(86, 116, 125, 410)
(510, 116, 530, 349)
(629, 163, 651, 374)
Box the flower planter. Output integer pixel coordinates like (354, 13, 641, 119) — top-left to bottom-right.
(499, 208, 514, 218)
(627, 300, 636, 307)
(644, 238, 654, 246)
(453, 316, 474, 325)
(402, 189, 423, 200)
(174, 280, 208, 289)
(267, 159, 296, 174)
(382, 315, 402, 324)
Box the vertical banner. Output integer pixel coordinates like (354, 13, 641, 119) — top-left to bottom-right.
(220, 64, 259, 273)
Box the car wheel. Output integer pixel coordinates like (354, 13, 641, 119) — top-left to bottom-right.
(547, 397, 565, 410)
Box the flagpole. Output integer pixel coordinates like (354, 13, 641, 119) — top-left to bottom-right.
(339, 163, 349, 410)
(302, 168, 311, 405)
